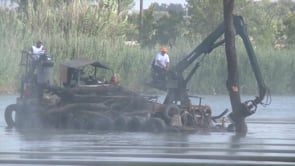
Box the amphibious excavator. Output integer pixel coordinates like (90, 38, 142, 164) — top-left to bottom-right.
(4, 15, 269, 132)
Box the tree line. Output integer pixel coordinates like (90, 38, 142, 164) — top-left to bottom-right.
(10, 0, 295, 48)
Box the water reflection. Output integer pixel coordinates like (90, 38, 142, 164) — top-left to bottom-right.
(229, 135, 243, 150)
(160, 133, 190, 153)
(1, 95, 295, 165)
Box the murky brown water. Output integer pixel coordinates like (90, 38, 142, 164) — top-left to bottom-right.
(0, 95, 295, 166)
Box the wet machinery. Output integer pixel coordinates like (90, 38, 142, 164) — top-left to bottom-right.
(5, 51, 54, 128)
(4, 15, 269, 133)
(148, 15, 271, 131)
(4, 52, 228, 132)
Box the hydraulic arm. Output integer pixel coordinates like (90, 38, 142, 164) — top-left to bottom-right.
(157, 15, 270, 113)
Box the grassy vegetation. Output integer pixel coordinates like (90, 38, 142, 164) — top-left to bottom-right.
(0, 3, 294, 95)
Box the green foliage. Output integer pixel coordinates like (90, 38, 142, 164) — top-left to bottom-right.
(283, 12, 295, 46)
(0, 0, 295, 95)
(186, 0, 278, 46)
(186, 0, 223, 38)
(156, 10, 184, 47)
(174, 38, 295, 95)
(15, 0, 133, 40)
(138, 7, 157, 48)
(136, 3, 185, 48)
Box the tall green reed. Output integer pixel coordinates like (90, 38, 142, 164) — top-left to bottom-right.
(0, 1, 294, 95)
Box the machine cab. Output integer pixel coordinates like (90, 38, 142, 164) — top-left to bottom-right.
(60, 59, 114, 88)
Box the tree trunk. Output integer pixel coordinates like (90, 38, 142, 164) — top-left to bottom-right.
(139, 0, 143, 30)
(117, 0, 121, 16)
(223, 0, 247, 136)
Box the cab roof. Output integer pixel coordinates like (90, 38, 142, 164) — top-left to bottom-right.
(60, 59, 111, 70)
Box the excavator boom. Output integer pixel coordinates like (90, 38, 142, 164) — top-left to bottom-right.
(151, 15, 269, 110)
